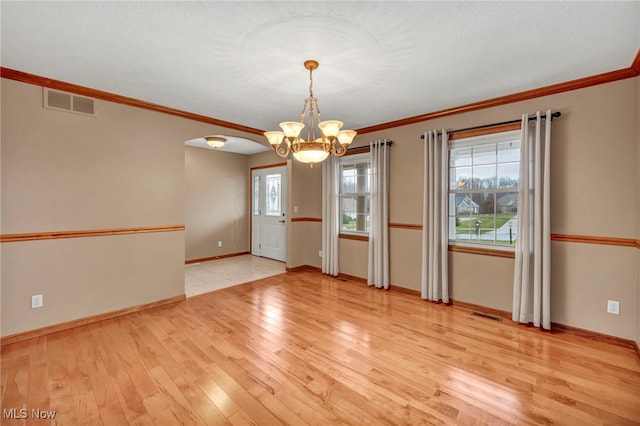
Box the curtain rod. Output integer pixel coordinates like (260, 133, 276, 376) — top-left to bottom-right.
(419, 111, 561, 139)
(346, 140, 393, 153)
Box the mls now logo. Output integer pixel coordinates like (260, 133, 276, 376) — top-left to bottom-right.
(3, 409, 27, 419)
(31, 409, 57, 419)
(3, 408, 57, 419)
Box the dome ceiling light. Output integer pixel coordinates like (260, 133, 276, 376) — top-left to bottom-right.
(205, 136, 226, 148)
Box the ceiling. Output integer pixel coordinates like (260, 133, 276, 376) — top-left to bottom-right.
(185, 135, 269, 155)
(2, 1, 639, 136)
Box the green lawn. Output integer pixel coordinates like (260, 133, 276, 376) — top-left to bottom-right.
(455, 213, 516, 234)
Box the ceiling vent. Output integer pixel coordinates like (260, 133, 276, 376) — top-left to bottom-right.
(43, 88, 96, 116)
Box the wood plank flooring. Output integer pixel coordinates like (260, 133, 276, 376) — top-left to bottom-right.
(2, 270, 639, 425)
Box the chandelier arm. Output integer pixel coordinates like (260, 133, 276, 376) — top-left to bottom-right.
(274, 141, 290, 158)
(315, 101, 332, 150)
(332, 142, 347, 157)
(290, 138, 302, 153)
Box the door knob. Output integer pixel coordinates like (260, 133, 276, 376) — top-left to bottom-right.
(278, 220, 285, 223)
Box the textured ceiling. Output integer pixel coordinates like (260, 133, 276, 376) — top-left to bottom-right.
(2, 1, 639, 134)
(185, 135, 269, 155)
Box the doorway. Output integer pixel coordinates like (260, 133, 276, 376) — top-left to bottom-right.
(251, 165, 287, 262)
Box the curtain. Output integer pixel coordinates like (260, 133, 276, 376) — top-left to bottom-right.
(513, 110, 552, 329)
(367, 140, 390, 289)
(421, 130, 449, 303)
(322, 154, 340, 276)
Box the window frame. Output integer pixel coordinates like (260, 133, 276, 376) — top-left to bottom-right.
(339, 152, 371, 236)
(448, 130, 520, 252)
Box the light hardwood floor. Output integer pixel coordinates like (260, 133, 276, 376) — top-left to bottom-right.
(2, 270, 639, 425)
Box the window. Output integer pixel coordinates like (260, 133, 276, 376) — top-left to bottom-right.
(448, 130, 520, 247)
(264, 173, 282, 216)
(340, 153, 371, 233)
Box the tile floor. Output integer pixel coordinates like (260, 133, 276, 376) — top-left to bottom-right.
(184, 254, 286, 297)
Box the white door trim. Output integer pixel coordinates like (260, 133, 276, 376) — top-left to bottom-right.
(251, 165, 287, 262)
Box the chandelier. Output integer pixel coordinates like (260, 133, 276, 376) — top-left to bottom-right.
(263, 60, 357, 167)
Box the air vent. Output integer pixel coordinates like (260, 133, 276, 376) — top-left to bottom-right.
(43, 88, 96, 116)
(472, 311, 503, 322)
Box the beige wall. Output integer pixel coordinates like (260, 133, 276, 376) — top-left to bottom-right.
(637, 76, 640, 347)
(2, 74, 638, 342)
(289, 160, 323, 269)
(344, 77, 639, 340)
(0, 78, 256, 336)
(185, 146, 249, 261)
(2, 232, 184, 335)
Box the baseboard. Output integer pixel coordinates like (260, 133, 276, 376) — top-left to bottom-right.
(550, 322, 638, 350)
(443, 299, 637, 350)
(390, 286, 421, 296)
(286, 265, 321, 273)
(185, 251, 250, 265)
(449, 299, 512, 321)
(1, 294, 186, 346)
(292, 266, 639, 352)
(338, 272, 367, 284)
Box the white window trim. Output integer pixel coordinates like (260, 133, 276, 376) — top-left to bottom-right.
(448, 130, 520, 252)
(339, 152, 371, 236)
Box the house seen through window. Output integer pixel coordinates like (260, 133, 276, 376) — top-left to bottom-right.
(448, 130, 520, 247)
(340, 153, 371, 233)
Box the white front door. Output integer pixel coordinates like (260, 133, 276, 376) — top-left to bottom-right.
(251, 166, 287, 262)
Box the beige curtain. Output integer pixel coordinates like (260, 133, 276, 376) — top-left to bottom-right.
(513, 110, 552, 329)
(367, 140, 390, 289)
(322, 155, 340, 276)
(421, 130, 449, 302)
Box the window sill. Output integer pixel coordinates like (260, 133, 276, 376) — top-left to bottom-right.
(339, 233, 369, 242)
(448, 244, 515, 259)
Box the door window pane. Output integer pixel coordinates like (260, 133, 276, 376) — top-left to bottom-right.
(265, 174, 281, 216)
(253, 175, 260, 215)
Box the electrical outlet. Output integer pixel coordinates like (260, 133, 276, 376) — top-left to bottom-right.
(318, 250, 323, 257)
(31, 294, 43, 309)
(218, 241, 223, 248)
(607, 300, 620, 315)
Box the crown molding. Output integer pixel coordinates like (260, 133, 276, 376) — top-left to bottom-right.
(631, 48, 640, 76)
(0, 67, 264, 135)
(356, 49, 640, 134)
(3, 48, 639, 137)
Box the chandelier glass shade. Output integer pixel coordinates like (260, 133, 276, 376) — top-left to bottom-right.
(264, 60, 357, 167)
